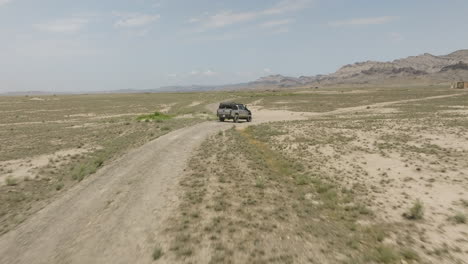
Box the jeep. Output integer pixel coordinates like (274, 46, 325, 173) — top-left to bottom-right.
(217, 102, 252, 123)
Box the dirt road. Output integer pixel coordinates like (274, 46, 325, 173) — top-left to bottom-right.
(0, 93, 464, 264)
(0, 107, 310, 264)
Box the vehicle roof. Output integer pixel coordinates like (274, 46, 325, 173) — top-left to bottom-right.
(219, 102, 244, 106)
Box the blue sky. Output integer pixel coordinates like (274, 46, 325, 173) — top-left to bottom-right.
(1, 0, 467, 92)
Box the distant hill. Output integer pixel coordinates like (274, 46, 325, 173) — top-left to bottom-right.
(249, 49, 468, 88)
(0, 91, 69, 96)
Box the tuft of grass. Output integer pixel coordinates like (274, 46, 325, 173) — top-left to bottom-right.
(461, 199, 468, 208)
(366, 246, 401, 264)
(71, 155, 106, 182)
(255, 178, 265, 189)
(152, 246, 163, 261)
(403, 200, 424, 220)
(55, 182, 64, 191)
(450, 212, 466, 224)
(6, 177, 18, 186)
(401, 248, 420, 261)
(294, 174, 308, 185)
(137, 112, 172, 122)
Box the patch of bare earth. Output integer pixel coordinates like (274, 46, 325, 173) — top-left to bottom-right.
(0, 147, 99, 186)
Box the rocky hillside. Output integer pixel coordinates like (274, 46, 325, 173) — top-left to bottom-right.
(251, 49, 468, 88)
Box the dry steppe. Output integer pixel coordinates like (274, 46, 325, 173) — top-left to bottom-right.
(1, 86, 467, 264)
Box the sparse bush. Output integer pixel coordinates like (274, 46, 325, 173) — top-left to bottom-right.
(295, 174, 308, 185)
(450, 212, 466, 224)
(366, 246, 400, 264)
(403, 200, 424, 220)
(6, 177, 18, 186)
(137, 112, 171, 122)
(71, 154, 106, 182)
(152, 246, 163, 260)
(93, 156, 105, 168)
(56, 182, 64, 191)
(255, 178, 265, 189)
(401, 248, 420, 261)
(71, 165, 87, 181)
(461, 199, 468, 208)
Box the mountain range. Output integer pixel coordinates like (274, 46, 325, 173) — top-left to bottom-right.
(248, 49, 468, 89)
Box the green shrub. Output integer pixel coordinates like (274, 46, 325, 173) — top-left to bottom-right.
(56, 182, 64, 191)
(137, 112, 171, 122)
(403, 200, 424, 220)
(295, 174, 308, 185)
(6, 177, 18, 186)
(367, 246, 400, 264)
(401, 248, 420, 261)
(451, 212, 466, 224)
(152, 246, 163, 260)
(255, 178, 265, 189)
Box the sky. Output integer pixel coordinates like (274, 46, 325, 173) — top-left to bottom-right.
(0, 0, 467, 92)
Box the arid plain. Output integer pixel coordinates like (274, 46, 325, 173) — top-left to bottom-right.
(1, 86, 467, 264)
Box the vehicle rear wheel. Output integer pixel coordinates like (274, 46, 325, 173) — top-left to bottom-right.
(233, 115, 239, 123)
(247, 116, 252, 122)
(219, 117, 225, 122)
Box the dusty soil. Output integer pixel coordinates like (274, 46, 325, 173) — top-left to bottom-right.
(0, 106, 308, 264)
(0, 92, 466, 264)
(0, 147, 98, 186)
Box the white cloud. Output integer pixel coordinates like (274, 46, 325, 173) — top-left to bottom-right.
(114, 13, 160, 28)
(203, 70, 216, 76)
(329, 16, 398, 27)
(389, 32, 404, 43)
(202, 11, 258, 29)
(188, 18, 201, 23)
(34, 18, 89, 33)
(263, 68, 272, 73)
(260, 19, 293, 28)
(168, 73, 178, 78)
(263, 0, 312, 15)
(0, 0, 12, 6)
(152, 1, 162, 8)
(190, 0, 311, 31)
(188, 70, 217, 77)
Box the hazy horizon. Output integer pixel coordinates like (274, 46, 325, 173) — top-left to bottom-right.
(1, 0, 467, 93)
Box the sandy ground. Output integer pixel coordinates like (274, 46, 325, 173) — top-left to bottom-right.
(0, 106, 308, 264)
(0, 93, 466, 264)
(0, 148, 96, 186)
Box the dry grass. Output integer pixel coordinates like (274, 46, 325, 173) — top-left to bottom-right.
(163, 127, 413, 263)
(0, 92, 236, 235)
(162, 87, 468, 263)
(1, 86, 467, 263)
